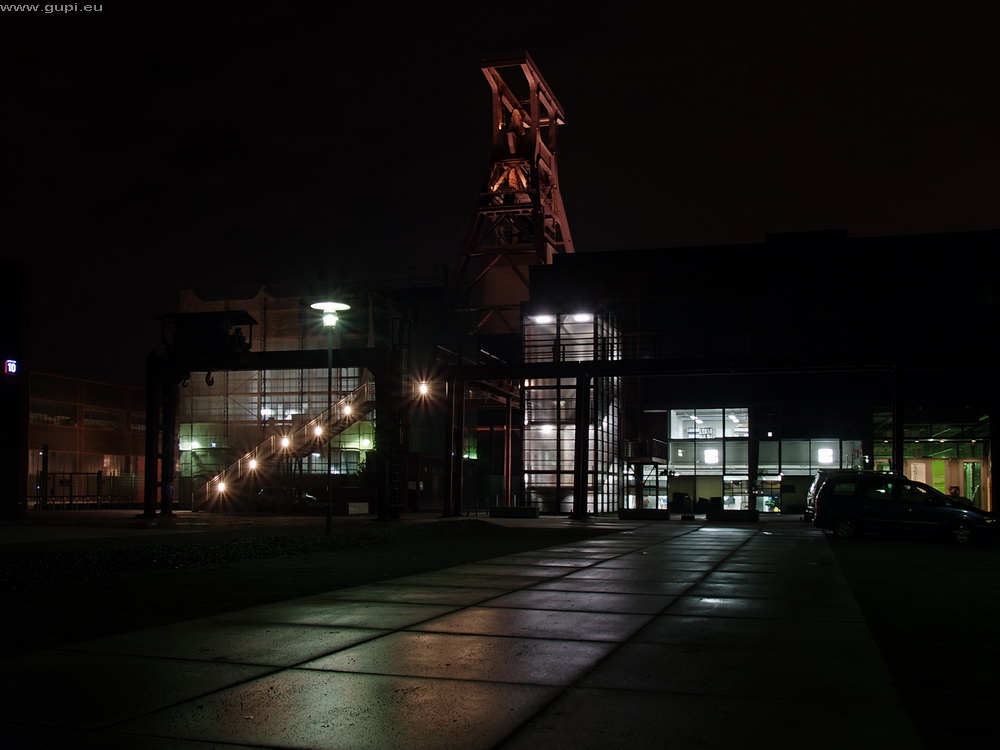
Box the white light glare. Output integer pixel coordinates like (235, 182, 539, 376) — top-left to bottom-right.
(310, 301, 350, 328)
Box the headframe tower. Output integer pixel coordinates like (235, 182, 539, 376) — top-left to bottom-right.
(456, 51, 575, 335)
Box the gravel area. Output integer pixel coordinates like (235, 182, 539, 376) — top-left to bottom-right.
(0, 516, 614, 657)
(0, 518, 506, 591)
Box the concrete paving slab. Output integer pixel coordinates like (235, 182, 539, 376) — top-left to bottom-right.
(482, 588, 675, 615)
(529, 577, 694, 596)
(580, 641, 902, 702)
(667, 594, 865, 622)
(55, 735, 269, 749)
(323, 582, 511, 605)
(631, 613, 881, 652)
(67, 620, 387, 666)
(222, 598, 460, 630)
(411, 606, 655, 641)
(564, 566, 706, 582)
(302, 631, 617, 685)
(496, 687, 923, 749)
(115, 670, 560, 750)
(0, 651, 273, 730)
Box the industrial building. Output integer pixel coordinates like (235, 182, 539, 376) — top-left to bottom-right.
(91, 52, 994, 522)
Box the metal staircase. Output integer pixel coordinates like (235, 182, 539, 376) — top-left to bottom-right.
(193, 382, 376, 511)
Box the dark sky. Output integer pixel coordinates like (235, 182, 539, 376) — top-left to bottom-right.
(5, 3, 999, 385)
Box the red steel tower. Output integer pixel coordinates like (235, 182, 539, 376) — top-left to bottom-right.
(456, 51, 574, 335)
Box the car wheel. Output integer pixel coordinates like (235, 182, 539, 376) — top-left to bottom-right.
(949, 522, 974, 545)
(833, 517, 860, 540)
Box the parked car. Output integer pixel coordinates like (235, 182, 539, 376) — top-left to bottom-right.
(256, 487, 320, 513)
(810, 470, 995, 544)
(804, 469, 889, 521)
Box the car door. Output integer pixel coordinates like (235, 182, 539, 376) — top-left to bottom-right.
(857, 476, 903, 532)
(892, 480, 955, 534)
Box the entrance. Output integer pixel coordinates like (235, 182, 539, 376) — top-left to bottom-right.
(905, 457, 988, 510)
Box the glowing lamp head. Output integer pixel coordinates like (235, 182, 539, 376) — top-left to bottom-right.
(310, 301, 350, 328)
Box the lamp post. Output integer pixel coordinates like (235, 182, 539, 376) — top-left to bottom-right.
(310, 301, 349, 534)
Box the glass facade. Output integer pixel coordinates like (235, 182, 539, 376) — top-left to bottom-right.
(523, 310, 621, 514)
(665, 407, 872, 513)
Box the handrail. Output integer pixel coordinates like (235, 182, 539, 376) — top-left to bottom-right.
(192, 382, 376, 509)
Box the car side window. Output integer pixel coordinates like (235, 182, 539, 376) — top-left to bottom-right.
(828, 480, 858, 497)
(864, 479, 894, 501)
(895, 482, 934, 505)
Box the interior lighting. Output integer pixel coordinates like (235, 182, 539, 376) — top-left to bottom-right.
(343, 405, 352, 415)
(729, 414, 740, 423)
(315, 426, 324, 436)
(704, 449, 719, 464)
(818, 448, 834, 464)
(360, 438, 372, 448)
(281, 437, 290, 447)
(216, 480, 226, 493)
(418, 382, 429, 396)
(541, 424, 555, 433)
(248, 459, 257, 470)
(533, 315, 554, 324)
(573, 313, 592, 322)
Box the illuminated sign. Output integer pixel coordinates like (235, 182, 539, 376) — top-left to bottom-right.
(4, 359, 16, 375)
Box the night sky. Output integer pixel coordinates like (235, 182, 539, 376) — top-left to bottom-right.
(5, 3, 998, 385)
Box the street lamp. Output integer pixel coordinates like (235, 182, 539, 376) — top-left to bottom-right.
(310, 300, 349, 534)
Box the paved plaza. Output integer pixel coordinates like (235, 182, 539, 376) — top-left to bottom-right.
(0, 514, 933, 749)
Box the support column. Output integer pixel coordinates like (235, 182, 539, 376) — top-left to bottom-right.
(572, 374, 591, 520)
(444, 378, 465, 517)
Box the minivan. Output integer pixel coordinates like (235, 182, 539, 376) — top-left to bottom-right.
(810, 470, 995, 544)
